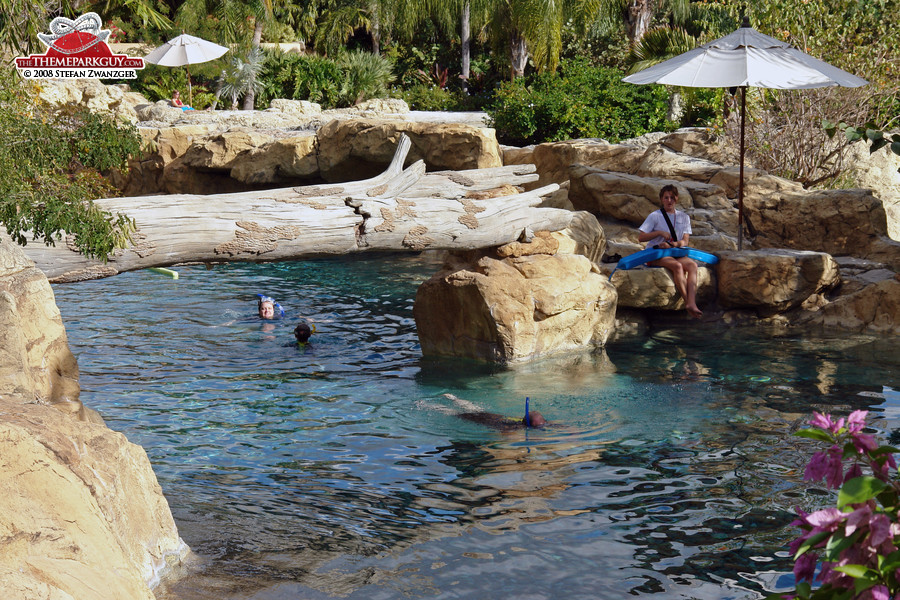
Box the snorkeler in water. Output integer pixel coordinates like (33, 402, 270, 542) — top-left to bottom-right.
(434, 394, 547, 431)
(257, 294, 284, 320)
(294, 321, 312, 344)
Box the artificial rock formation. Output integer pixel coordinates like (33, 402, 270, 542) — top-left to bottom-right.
(0, 238, 81, 415)
(798, 277, 900, 334)
(128, 117, 501, 195)
(513, 130, 900, 268)
(414, 213, 616, 363)
(0, 239, 187, 599)
(714, 249, 841, 315)
(316, 118, 502, 182)
(604, 265, 717, 311)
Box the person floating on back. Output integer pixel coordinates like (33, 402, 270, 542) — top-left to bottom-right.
(637, 184, 703, 318)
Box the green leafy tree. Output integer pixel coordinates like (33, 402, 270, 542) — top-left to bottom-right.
(0, 71, 138, 259)
(486, 57, 674, 145)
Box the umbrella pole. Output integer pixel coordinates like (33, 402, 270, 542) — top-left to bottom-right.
(187, 65, 193, 107)
(738, 85, 746, 251)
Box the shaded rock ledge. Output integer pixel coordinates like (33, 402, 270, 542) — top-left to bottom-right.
(0, 239, 188, 599)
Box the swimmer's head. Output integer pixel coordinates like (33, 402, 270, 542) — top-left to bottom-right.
(257, 294, 283, 319)
(523, 410, 546, 428)
(294, 322, 312, 344)
(258, 299, 275, 319)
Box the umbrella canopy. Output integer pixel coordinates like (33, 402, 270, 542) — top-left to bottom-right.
(144, 33, 228, 105)
(623, 19, 868, 249)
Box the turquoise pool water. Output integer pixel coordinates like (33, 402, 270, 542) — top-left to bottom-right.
(52, 255, 900, 600)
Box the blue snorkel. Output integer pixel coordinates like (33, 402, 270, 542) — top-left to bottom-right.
(257, 294, 284, 317)
(525, 396, 530, 427)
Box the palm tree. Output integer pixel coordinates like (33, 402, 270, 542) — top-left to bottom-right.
(177, 0, 276, 108)
(217, 47, 266, 108)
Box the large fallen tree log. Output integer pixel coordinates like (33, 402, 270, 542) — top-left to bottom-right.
(20, 134, 587, 283)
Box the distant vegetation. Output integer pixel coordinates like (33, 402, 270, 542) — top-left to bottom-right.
(1, 0, 898, 256)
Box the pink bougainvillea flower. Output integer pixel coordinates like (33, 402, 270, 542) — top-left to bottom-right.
(852, 432, 879, 454)
(846, 504, 873, 536)
(869, 513, 892, 547)
(805, 507, 846, 530)
(847, 410, 868, 433)
(809, 412, 844, 434)
(844, 462, 864, 483)
(793, 552, 818, 582)
(805, 445, 845, 488)
(825, 445, 846, 489)
(864, 585, 889, 600)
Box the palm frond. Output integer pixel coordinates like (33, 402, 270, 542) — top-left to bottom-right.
(627, 25, 696, 73)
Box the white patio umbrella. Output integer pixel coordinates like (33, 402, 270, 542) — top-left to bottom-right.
(144, 33, 228, 106)
(623, 17, 868, 250)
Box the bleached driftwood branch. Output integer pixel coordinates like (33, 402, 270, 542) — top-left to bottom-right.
(20, 134, 577, 283)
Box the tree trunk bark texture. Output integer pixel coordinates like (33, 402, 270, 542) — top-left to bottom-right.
(510, 31, 528, 79)
(242, 20, 265, 110)
(460, 2, 470, 93)
(626, 0, 653, 42)
(21, 135, 577, 283)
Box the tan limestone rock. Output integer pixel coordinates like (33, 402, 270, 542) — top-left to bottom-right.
(0, 397, 187, 599)
(846, 135, 900, 241)
(801, 278, 900, 334)
(141, 125, 220, 166)
(268, 98, 323, 115)
(31, 79, 149, 123)
(230, 134, 319, 183)
(604, 265, 716, 310)
(496, 231, 559, 258)
(135, 100, 187, 124)
(317, 118, 502, 182)
(657, 128, 738, 167)
(522, 138, 647, 189)
(0, 239, 188, 598)
(0, 239, 80, 412)
(414, 231, 616, 363)
(745, 186, 900, 268)
(634, 143, 724, 182)
(715, 249, 840, 314)
(182, 128, 278, 170)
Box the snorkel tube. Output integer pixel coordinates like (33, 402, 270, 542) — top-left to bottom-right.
(524, 396, 530, 427)
(257, 294, 285, 317)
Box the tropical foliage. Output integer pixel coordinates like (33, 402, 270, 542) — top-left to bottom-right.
(2, 0, 898, 257)
(486, 57, 675, 146)
(0, 70, 138, 259)
(254, 49, 394, 108)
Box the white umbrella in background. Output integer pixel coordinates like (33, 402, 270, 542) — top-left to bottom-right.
(623, 17, 868, 250)
(143, 33, 228, 106)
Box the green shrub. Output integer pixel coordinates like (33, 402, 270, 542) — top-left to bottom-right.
(486, 57, 676, 146)
(337, 51, 395, 105)
(0, 70, 138, 259)
(393, 84, 461, 111)
(257, 50, 396, 109)
(257, 51, 343, 108)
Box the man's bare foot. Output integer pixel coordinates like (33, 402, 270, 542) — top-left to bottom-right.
(687, 306, 703, 319)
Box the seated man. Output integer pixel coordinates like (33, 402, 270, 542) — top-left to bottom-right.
(637, 184, 703, 318)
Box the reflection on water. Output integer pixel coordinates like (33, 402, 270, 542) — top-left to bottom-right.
(51, 255, 900, 600)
